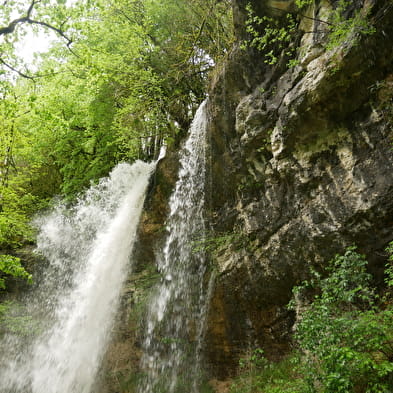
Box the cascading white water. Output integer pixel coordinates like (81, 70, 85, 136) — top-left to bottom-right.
(0, 161, 155, 393)
(138, 100, 211, 393)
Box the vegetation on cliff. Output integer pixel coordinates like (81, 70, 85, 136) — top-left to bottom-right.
(230, 247, 393, 393)
(206, 0, 393, 389)
(242, 0, 377, 66)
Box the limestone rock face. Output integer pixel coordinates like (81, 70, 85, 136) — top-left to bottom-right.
(204, 0, 393, 378)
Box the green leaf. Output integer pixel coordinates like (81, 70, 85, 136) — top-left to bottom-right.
(0, 254, 32, 289)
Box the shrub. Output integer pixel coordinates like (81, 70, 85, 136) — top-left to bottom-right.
(0, 254, 32, 290)
(292, 247, 393, 392)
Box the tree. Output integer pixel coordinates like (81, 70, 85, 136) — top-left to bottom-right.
(0, 0, 234, 257)
(0, 0, 81, 79)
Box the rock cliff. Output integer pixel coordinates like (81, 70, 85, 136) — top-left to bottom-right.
(204, 0, 393, 378)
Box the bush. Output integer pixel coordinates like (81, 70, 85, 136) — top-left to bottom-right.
(231, 247, 393, 393)
(293, 247, 393, 393)
(0, 254, 32, 290)
(230, 350, 306, 393)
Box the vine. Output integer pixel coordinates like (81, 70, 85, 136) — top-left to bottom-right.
(242, 3, 298, 66)
(326, 0, 376, 50)
(242, 1, 376, 68)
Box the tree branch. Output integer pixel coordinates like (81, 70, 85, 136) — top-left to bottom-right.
(0, 0, 78, 57)
(0, 56, 70, 80)
(0, 58, 35, 80)
(0, 0, 39, 35)
(26, 18, 73, 48)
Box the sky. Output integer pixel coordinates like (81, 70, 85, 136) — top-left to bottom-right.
(6, 0, 76, 67)
(15, 31, 55, 66)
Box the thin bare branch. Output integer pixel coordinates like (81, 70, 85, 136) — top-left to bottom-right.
(26, 0, 39, 18)
(0, 56, 71, 80)
(0, 58, 35, 79)
(26, 18, 73, 47)
(0, 0, 78, 57)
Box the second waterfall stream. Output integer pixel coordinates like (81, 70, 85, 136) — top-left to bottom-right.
(138, 100, 212, 393)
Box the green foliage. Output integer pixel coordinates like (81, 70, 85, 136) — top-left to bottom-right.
(231, 248, 393, 393)
(0, 182, 48, 248)
(243, 0, 376, 69)
(22, 69, 121, 196)
(230, 350, 306, 393)
(295, 0, 313, 10)
(0, 0, 234, 239)
(326, 0, 376, 50)
(192, 231, 248, 255)
(0, 254, 32, 289)
(0, 0, 84, 79)
(317, 246, 374, 306)
(239, 348, 267, 371)
(242, 4, 298, 65)
(0, 211, 33, 249)
(237, 174, 264, 193)
(292, 247, 393, 393)
(385, 242, 393, 296)
(0, 80, 59, 249)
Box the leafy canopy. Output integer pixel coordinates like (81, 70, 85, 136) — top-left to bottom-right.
(0, 0, 233, 284)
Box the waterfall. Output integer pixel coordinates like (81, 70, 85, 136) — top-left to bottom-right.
(0, 161, 155, 393)
(138, 100, 211, 393)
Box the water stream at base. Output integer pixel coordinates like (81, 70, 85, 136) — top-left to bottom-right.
(138, 100, 212, 393)
(0, 161, 155, 393)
